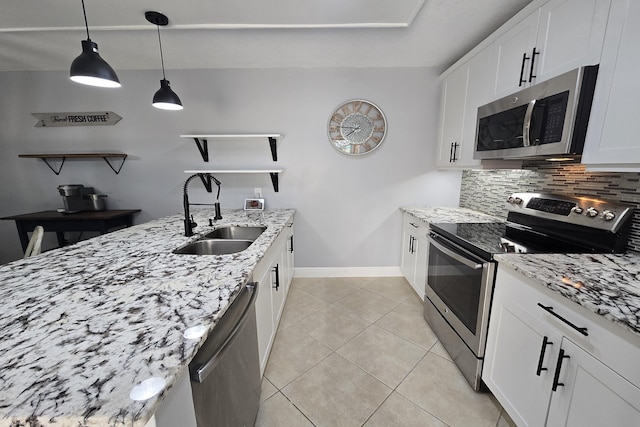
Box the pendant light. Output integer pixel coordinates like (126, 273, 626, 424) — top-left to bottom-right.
(146, 11, 183, 111)
(70, 0, 120, 88)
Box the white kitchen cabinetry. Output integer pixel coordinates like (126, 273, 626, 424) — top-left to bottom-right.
(281, 222, 294, 294)
(491, 0, 610, 98)
(492, 8, 540, 97)
(484, 265, 640, 426)
(253, 224, 294, 376)
(254, 259, 275, 377)
(581, 0, 640, 170)
(436, 49, 493, 169)
(546, 338, 640, 426)
(400, 213, 429, 299)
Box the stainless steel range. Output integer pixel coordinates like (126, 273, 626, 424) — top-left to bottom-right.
(423, 193, 634, 391)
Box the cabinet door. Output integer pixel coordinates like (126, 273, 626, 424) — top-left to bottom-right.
(282, 224, 294, 293)
(581, 0, 640, 169)
(492, 9, 540, 97)
(412, 232, 429, 300)
(534, 0, 610, 84)
(546, 338, 640, 427)
(436, 64, 468, 167)
(255, 270, 274, 376)
(400, 216, 418, 281)
(483, 285, 561, 427)
(271, 253, 287, 329)
(457, 48, 493, 168)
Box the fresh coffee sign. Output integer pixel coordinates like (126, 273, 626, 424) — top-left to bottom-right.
(32, 111, 122, 127)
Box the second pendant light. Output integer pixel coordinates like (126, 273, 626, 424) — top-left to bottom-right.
(146, 11, 183, 111)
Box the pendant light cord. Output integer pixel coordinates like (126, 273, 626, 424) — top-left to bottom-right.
(156, 25, 166, 80)
(81, 0, 91, 40)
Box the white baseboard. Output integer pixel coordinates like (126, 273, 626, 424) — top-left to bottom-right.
(293, 266, 403, 278)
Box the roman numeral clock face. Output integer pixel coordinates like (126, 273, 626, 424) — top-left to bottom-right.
(328, 100, 387, 155)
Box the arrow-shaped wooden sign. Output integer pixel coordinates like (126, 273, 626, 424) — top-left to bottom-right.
(32, 111, 122, 127)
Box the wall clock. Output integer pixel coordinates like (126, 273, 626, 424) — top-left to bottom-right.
(327, 99, 387, 156)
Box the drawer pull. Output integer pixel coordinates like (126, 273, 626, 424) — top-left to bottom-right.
(536, 336, 553, 376)
(552, 349, 570, 391)
(537, 303, 588, 336)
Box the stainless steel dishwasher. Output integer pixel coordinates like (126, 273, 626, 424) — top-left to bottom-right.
(189, 279, 261, 427)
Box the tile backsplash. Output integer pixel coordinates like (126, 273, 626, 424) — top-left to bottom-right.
(459, 162, 640, 253)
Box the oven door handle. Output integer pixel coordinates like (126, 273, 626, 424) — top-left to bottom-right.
(429, 235, 484, 270)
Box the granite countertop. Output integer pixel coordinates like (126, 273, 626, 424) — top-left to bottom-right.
(400, 206, 502, 224)
(496, 252, 640, 337)
(0, 208, 295, 427)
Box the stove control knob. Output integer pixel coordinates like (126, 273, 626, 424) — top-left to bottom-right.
(513, 197, 523, 205)
(571, 206, 583, 215)
(586, 207, 599, 218)
(603, 210, 616, 221)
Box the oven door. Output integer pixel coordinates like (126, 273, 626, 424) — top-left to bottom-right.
(425, 233, 495, 357)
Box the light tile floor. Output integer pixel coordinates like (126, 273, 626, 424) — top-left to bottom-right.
(256, 277, 515, 427)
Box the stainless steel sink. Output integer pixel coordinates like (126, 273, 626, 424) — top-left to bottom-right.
(173, 239, 253, 255)
(202, 226, 266, 241)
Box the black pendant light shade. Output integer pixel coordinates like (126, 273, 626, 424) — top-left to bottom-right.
(69, 0, 120, 88)
(153, 79, 183, 110)
(146, 11, 183, 110)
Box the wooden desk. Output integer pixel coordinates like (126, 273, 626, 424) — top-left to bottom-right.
(1, 209, 141, 252)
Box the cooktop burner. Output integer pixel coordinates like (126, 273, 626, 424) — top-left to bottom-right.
(430, 192, 635, 261)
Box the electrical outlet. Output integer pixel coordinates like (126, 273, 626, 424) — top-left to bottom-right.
(254, 187, 262, 198)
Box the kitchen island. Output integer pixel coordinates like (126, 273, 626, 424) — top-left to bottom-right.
(0, 208, 295, 427)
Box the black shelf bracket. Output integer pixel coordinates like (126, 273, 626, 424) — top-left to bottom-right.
(192, 137, 210, 162)
(268, 137, 277, 161)
(41, 157, 66, 175)
(270, 172, 279, 192)
(102, 155, 127, 174)
(197, 174, 213, 192)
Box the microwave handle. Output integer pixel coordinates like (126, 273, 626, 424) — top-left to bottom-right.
(523, 99, 536, 147)
(429, 234, 483, 270)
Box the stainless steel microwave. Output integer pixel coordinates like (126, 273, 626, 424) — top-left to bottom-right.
(474, 65, 598, 160)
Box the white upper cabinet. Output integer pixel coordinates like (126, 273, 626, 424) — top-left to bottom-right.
(581, 0, 640, 170)
(534, 0, 610, 83)
(492, 0, 610, 98)
(436, 63, 468, 167)
(436, 48, 493, 169)
(491, 9, 540, 97)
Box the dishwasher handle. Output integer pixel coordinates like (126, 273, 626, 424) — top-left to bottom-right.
(190, 282, 258, 383)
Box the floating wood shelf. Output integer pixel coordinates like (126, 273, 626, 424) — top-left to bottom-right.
(180, 134, 282, 162)
(184, 169, 285, 192)
(19, 153, 128, 175)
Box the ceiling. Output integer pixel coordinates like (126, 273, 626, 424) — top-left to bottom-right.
(0, 0, 534, 73)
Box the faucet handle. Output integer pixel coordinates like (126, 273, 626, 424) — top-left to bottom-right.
(190, 215, 197, 229)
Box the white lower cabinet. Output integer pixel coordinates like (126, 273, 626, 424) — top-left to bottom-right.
(400, 213, 429, 299)
(254, 264, 275, 377)
(484, 265, 640, 426)
(483, 290, 560, 426)
(546, 338, 640, 427)
(254, 224, 294, 376)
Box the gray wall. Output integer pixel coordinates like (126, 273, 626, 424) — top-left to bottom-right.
(0, 67, 462, 266)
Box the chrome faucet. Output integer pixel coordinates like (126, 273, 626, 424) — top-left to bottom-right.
(183, 173, 222, 237)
